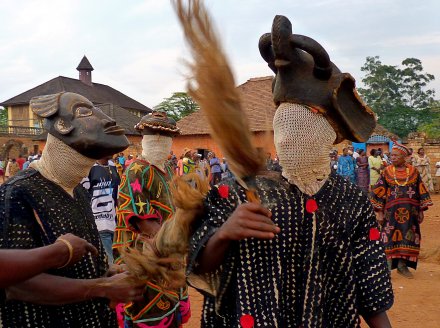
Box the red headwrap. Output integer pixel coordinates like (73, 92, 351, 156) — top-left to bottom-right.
(392, 142, 410, 156)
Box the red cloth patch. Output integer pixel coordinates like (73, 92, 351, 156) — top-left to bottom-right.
(369, 228, 380, 241)
(240, 314, 254, 328)
(305, 199, 318, 213)
(218, 185, 229, 198)
(115, 303, 125, 328)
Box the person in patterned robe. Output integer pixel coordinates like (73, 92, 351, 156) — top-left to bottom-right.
(413, 147, 434, 193)
(0, 92, 145, 327)
(371, 142, 433, 278)
(181, 148, 196, 176)
(113, 111, 190, 328)
(182, 10, 393, 328)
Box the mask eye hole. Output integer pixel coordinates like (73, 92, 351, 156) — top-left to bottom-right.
(75, 106, 93, 117)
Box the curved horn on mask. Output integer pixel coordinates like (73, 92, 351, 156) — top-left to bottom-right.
(269, 15, 332, 80)
(30, 93, 63, 118)
(271, 15, 293, 66)
(258, 33, 276, 73)
(290, 34, 332, 80)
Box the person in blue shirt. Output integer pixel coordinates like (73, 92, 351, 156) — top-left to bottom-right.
(118, 152, 126, 169)
(22, 159, 31, 170)
(337, 147, 356, 183)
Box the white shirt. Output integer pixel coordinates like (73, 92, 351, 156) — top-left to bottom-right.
(435, 161, 440, 176)
(81, 163, 117, 232)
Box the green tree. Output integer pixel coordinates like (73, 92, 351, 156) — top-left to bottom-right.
(418, 100, 440, 138)
(0, 106, 8, 126)
(154, 92, 199, 121)
(358, 56, 436, 137)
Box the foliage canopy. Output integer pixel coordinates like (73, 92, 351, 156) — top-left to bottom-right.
(358, 56, 436, 138)
(154, 92, 199, 121)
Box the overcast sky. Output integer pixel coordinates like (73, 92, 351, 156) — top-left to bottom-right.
(1, 0, 439, 109)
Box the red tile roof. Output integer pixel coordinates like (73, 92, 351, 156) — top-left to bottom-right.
(177, 76, 276, 135)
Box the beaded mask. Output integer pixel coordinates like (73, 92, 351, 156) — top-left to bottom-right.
(141, 134, 173, 170)
(273, 103, 336, 195)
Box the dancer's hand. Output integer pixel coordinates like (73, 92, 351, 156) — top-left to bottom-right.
(105, 264, 127, 277)
(99, 272, 145, 303)
(217, 203, 280, 241)
(55, 234, 98, 267)
(194, 203, 280, 274)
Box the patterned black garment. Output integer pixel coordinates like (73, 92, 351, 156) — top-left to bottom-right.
(0, 169, 117, 328)
(187, 173, 393, 328)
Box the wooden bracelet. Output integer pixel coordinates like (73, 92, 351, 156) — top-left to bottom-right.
(56, 238, 74, 268)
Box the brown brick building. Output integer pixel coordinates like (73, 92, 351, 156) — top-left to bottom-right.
(174, 76, 277, 159)
(172, 76, 410, 165)
(0, 56, 150, 159)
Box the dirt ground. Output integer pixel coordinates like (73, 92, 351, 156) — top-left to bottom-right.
(185, 194, 440, 328)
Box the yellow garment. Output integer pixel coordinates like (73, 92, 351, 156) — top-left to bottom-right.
(368, 155, 382, 186)
(8, 162, 20, 177)
(182, 157, 196, 174)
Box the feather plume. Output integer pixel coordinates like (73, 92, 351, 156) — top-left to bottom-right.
(173, 0, 262, 181)
(118, 0, 264, 290)
(120, 173, 209, 289)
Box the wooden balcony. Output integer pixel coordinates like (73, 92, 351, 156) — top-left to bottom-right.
(0, 125, 44, 137)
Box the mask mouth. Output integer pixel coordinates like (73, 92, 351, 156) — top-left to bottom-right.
(104, 125, 125, 135)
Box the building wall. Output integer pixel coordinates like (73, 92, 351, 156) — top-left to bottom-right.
(172, 134, 221, 158)
(0, 136, 41, 159)
(171, 132, 355, 160)
(171, 132, 277, 160)
(8, 105, 33, 128)
(125, 135, 143, 156)
(406, 135, 440, 177)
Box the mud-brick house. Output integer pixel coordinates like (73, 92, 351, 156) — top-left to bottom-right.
(174, 76, 390, 160)
(0, 56, 150, 159)
(174, 76, 277, 159)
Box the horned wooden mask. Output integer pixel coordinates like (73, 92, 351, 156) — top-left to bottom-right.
(259, 15, 376, 143)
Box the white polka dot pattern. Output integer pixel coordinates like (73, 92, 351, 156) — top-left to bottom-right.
(0, 170, 117, 327)
(187, 173, 393, 327)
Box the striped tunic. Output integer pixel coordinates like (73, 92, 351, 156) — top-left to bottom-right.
(113, 159, 190, 327)
(187, 173, 393, 327)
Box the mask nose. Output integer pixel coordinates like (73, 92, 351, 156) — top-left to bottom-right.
(103, 118, 116, 128)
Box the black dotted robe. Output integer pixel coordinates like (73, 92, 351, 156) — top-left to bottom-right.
(0, 169, 117, 327)
(187, 173, 393, 328)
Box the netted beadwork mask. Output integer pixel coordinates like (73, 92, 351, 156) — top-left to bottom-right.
(273, 103, 336, 195)
(142, 134, 172, 170)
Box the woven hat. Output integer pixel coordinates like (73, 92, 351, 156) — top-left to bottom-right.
(135, 111, 180, 136)
(259, 15, 376, 144)
(182, 148, 192, 157)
